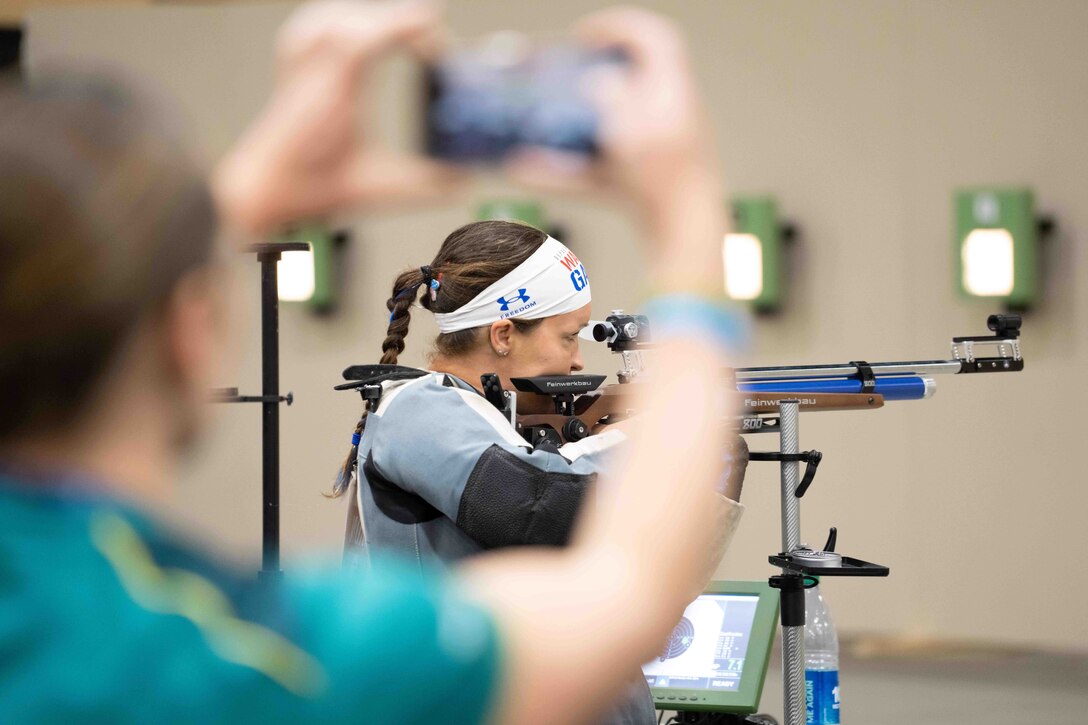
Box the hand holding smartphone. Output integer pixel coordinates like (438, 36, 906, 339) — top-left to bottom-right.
(424, 32, 626, 163)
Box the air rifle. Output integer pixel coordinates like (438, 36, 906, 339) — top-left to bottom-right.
(508, 312, 1023, 446)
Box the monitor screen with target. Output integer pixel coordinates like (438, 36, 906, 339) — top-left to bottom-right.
(642, 580, 779, 714)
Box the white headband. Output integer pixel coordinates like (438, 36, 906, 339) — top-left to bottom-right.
(433, 236, 591, 334)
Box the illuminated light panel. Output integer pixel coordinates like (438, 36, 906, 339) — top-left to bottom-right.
(278, 247, 316, 302)
(724, 233, 764, 301)
(961, 228, 1014, 297)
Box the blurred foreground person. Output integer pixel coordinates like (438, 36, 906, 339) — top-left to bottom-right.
(0, 2, 743, 723)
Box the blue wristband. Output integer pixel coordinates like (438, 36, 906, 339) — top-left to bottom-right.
(641, 294, 749, 352)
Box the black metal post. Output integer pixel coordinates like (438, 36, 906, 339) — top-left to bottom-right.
(237, 241, 306, 583)
(257, 249, 282, 581)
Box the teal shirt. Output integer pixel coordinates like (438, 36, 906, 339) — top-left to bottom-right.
(0, 475, 500, 723)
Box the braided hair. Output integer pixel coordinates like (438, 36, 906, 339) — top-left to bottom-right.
(380, 266, 431, 364)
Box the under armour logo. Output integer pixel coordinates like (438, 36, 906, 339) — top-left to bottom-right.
(497, 289, 531, 311)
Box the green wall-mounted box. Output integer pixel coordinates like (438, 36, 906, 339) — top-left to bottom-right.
(954, 187, 1038, 310)
(276, 225, 342, 314)
(728, 196, 783, 312)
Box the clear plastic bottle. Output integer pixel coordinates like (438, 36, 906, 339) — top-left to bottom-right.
(804, 581, 841, 724)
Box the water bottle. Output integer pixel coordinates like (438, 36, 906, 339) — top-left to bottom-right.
(804, 581, 840, 724)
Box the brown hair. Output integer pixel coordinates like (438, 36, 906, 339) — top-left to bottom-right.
(0, 75, 217, 442)
(329, 220, 547, 498)
(380, 220, 548, 364)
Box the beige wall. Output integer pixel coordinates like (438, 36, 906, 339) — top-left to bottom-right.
(25, 0, 1088, 651)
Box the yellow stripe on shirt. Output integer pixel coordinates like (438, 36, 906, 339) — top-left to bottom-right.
(90, 512, 328, 697)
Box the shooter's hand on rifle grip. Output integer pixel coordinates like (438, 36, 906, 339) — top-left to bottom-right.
(719, 435, 749, 503)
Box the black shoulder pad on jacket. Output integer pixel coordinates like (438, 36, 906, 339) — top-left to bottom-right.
(456, 444, 594, 549)
(363, 455, 443, 525)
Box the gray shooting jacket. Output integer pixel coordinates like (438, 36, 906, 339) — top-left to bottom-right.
(344, 370, 654, 724)
(343, 369, 745, 724)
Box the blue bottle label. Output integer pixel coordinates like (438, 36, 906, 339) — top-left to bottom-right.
(805, 669, 840, 724)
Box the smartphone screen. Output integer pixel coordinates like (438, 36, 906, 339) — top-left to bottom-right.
(425, 34, 624, 163)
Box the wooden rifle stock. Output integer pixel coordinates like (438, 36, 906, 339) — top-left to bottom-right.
(515, 384, 884, 445)
(742, 391, 884, 413)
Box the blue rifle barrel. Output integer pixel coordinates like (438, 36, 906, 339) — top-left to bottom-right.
(737, 376, 935, 401)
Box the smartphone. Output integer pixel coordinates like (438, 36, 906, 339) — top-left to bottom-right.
(424, 33, 625, 163)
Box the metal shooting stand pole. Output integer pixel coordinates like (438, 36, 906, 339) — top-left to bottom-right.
(212, 242, 306, 583)
(774, 401, 806, 725)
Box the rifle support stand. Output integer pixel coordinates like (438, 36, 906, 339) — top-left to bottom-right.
(212, 242, 306, 584)
(761, 400, 889, 725)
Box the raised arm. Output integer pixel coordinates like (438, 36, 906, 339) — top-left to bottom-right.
(212, 0, 464, 238)
(463, 9, 744, 724)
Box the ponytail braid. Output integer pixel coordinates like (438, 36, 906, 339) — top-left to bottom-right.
(380, 268, 427, 365)
(328, 269, 431, 498)
(329, 268, 437, 497)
